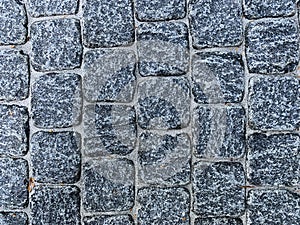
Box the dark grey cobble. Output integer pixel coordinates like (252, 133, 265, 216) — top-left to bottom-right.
(83, 215, 134, 225)
(0, 212, 28, 225)
(195, 217, 243, 225)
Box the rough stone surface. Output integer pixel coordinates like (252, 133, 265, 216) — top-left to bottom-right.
(192, 52, 245, 103)
(193, 162, 245, 217)
(0, 0, 27, 45)
(246, 19, 299, 74)
(0, 50, 29, 101)
(137, 22, 189, 76)
(247, 133, 299, 186)
(0, 104, 29, 157)
(247, 189, 300, 225)
(189, 0, 243, 48)
(0, 212, 28, 225)
(138, 132, 191, 185)
(83, 0, 134, 48)
(138, 77, 190, 129)
(83, 159, 135, 212)
(28, 0, 78, 17)
(192, 105, 245, 158)
(32, 73, 82, 129)
(195, 217, 243, 225)
(31, 186, 80, 225)
(138, 187, 190, 225)
(84, 104, 136, 156)
(83, 215, 134, 225)
(136, 0, 186, 21)
(31, 131, 81, 184)
(31, 19, 82, 71)
(83, 49, 136, 103)
(248, 76, 299, 130)
(244, 0, 296, 19)
(0, 158, 28, 209)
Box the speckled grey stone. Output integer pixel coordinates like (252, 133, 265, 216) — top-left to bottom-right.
(32, 73, 82, 128)
(189, 0, 243, 49)
(192, 105, 245, 158)
(136, 0, 186, 21)
(247, 133, 299, 186)
(247, 189, 300, 225)
(84, 104, 136, 156)
(195, 217, 243, 225)
(0, 212, 28, 225)
(193, 162, 245, 216)
(192, 52, 245, 103)
(248, 76, 299, 130)
(83, 215, 134, 225)
(31, 186, 80, 225)
(31, 19, 82, 71)
(28, 0, 78, 17)
(0, 104, 28, 157)
(138, 132, 191, 185)
(83, 49, 136, 103)
(31, 131, 81, 184)
(0, 50, 29, 101)
(246, 19, 299, 74)
(244, 0, 296, 19)
(83, 159, 135, 212)
(0, 0, 27, 45)
(83, 0, 134, 48)
(0, 158, 28, 209)
(138, 187, 190, 225)
(138, 77, 190, 129)
(137, 22, 189, 76)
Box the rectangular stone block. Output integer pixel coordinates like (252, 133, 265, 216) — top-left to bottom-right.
(83, 215, 134, 225)
(0, 212, 28, 225)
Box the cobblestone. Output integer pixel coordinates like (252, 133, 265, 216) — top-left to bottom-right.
(83, 215, 134, 225)
(0, 212, 28, 225)
(195, 217, 243, 225)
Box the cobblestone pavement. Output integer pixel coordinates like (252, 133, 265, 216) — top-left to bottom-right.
(0, 0, 299, 225)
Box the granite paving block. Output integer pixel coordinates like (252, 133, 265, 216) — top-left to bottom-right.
(0, 0, 27, 45)
(137, 22, 189, 76)
(244, 0, 296, 19)
(0, 158, 28, 209)
(31, 19, 82, 71)
(83, 0, 134, 48)
(83, 49, 136, 103)
(247, 189, 300, 225)
(0, 50, 29, 101)
(0, 104, 28, 157)
(28, 0, 78, 17)
(138, 132, 191, 185)
(192, 162, 245, 216)
(246, 19, 299, 74)
(31, 131, 81, 184)
(84, 104, 136, 156)
(247, 133, 299, 186)
(136, 0, 186, 21)
(32, 73, 82, 128)
(192, 105, 245, 158)
(248, 76, 299, 130)
(0, 212, 28, 225)
(138, 77, 190, 129)
(192, 52, 245, 104)
(31, 186, 80, 225)
(138, 187, 190, 225)
(83, 215, 134, 225)
(189, 0, 243, 48)
(195, 217, 243, 225)
(83, 159, 135, 212)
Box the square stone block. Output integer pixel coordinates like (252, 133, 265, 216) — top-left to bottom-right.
(83, 215, 134, 225)
(0, 212, 28, 225)
(195, 217, 243, 225)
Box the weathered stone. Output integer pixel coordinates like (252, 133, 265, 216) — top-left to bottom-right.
(248, 76, 299, 130)
(0, 212, 28, 225)
(138, 187, 190, 225)
(32, 73, 82, 128)
(83, 159, 135, 212)
(83, 49, 136, 103)
(0, 104, 28, 157)
(246, 19, 299, 74)
(0, 158, 28, 209)
(193, 162, 245, 216)
(31, 131, 81, 184)
(83, 0, 134, 47)
(189, 0, 243, 48)
(137, 22, 189, 76)
(31, 19, 82, 71)
(138, 77, 190, 129)
(83, 104, 136, 156)
(195, 217, 243, 225)
(83, 215, 134, 225)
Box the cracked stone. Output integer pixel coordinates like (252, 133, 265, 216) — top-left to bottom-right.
(83, 215, 134, 225)
(0, 212, 28, 225)
(195, 217, 243, 225)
